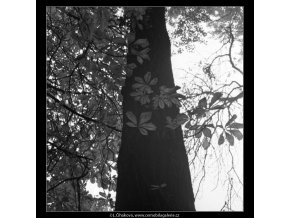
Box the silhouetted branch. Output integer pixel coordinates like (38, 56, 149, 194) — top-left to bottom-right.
(47, 141, 93, 161)
(228, 26, 243, 75)
(47, 171, 88, 193)
(47, 92, 122, 132)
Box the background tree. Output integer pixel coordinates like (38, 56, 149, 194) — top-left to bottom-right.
(46, 6, 243, 211)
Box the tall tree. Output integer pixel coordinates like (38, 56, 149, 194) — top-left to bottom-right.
(115, 7, 195, 211)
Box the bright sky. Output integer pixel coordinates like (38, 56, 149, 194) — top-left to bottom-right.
(170, 31, 243, 211)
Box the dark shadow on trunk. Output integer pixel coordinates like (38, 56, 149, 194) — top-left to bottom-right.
(115, 7, 196, 211)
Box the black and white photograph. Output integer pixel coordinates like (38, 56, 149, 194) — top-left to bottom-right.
(45, 6, 247, 213)
(11, 1, 290, 218)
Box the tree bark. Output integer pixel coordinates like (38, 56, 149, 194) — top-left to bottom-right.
(115, 7, 195, 211)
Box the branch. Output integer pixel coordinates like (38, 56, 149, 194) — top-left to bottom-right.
(220, 201, 228, 211)
(47, 92, 122, 132)
(74, 42, 92, 61)
(220, 91, 243, 103)
(47, 82, 90, 95)
(209, 54, 228, 67)
(47, 171, 88, 193)
(47, 141, 93, 161)
(228, 26, 243, 75)
(206, 26, 243, 77)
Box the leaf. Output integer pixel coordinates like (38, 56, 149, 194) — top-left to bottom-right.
(140, 53, 150, 61)
(152, 96, 159, 109)
(107, 150, 114, 161)
(160, 183, 167, 188)
(132, 83, 145, 89)
(159, 86, 167, 94)
(202, 127, 212, 138)
(165, 116, 176, 129)
(140, 95, 150, 105)
(128, 63, 137, 69)
(139, 112, 152, 124)
(163, 98, 172, 107)
(126, 111, 137, 125)
(226, 114, 237, 126)
(140, 47, 150, 55)
(236, 91, 244, 99)
(139, 127, 148, 135)
(171, 97, 181, 107)
(90, 177, 95, 184)
(144, 86, 153, 94)
(218, 133, 225, 145)
(211, 105, 224, 110)
(225, 132, 235, 146)
(134, 38, 149, 48)
(176, 113, 189, 125)
(228, 122, 243, 129)
(175, 93, 186, 99)
(126, 122, 137, 127)
(185, 121, 191, 129)
(144, 72, 151, 84)
(140, 122, 157, 131)
(161, 86, 175, 94)
(166, 124, 176, 130)
(195, 131, 202, 138)
(99, 192, 106, 198)
(202, 137, 210, 150)
(149, 77, 158, 86)
(210, 92, 222, 107)
(198, 97, 207, 108)
(159, 99, 165, 109)
(137, 56, 143, 64)
(228, 129, 243, 140)
(134, 77, 144, 84)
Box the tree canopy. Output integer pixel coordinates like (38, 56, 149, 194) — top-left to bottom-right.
(46, 6, 243, 211)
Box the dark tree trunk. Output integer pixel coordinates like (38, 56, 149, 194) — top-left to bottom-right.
(115, 7, 195, 211)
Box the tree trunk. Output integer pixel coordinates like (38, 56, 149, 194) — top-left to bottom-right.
(115, 7, 195, 211)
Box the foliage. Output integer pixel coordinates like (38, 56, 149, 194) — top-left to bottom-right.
(166, 7, 211, 53)
(125, 111, 157, 135)
(130, 72, 158, 105)
(46, 6, 125, 211)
